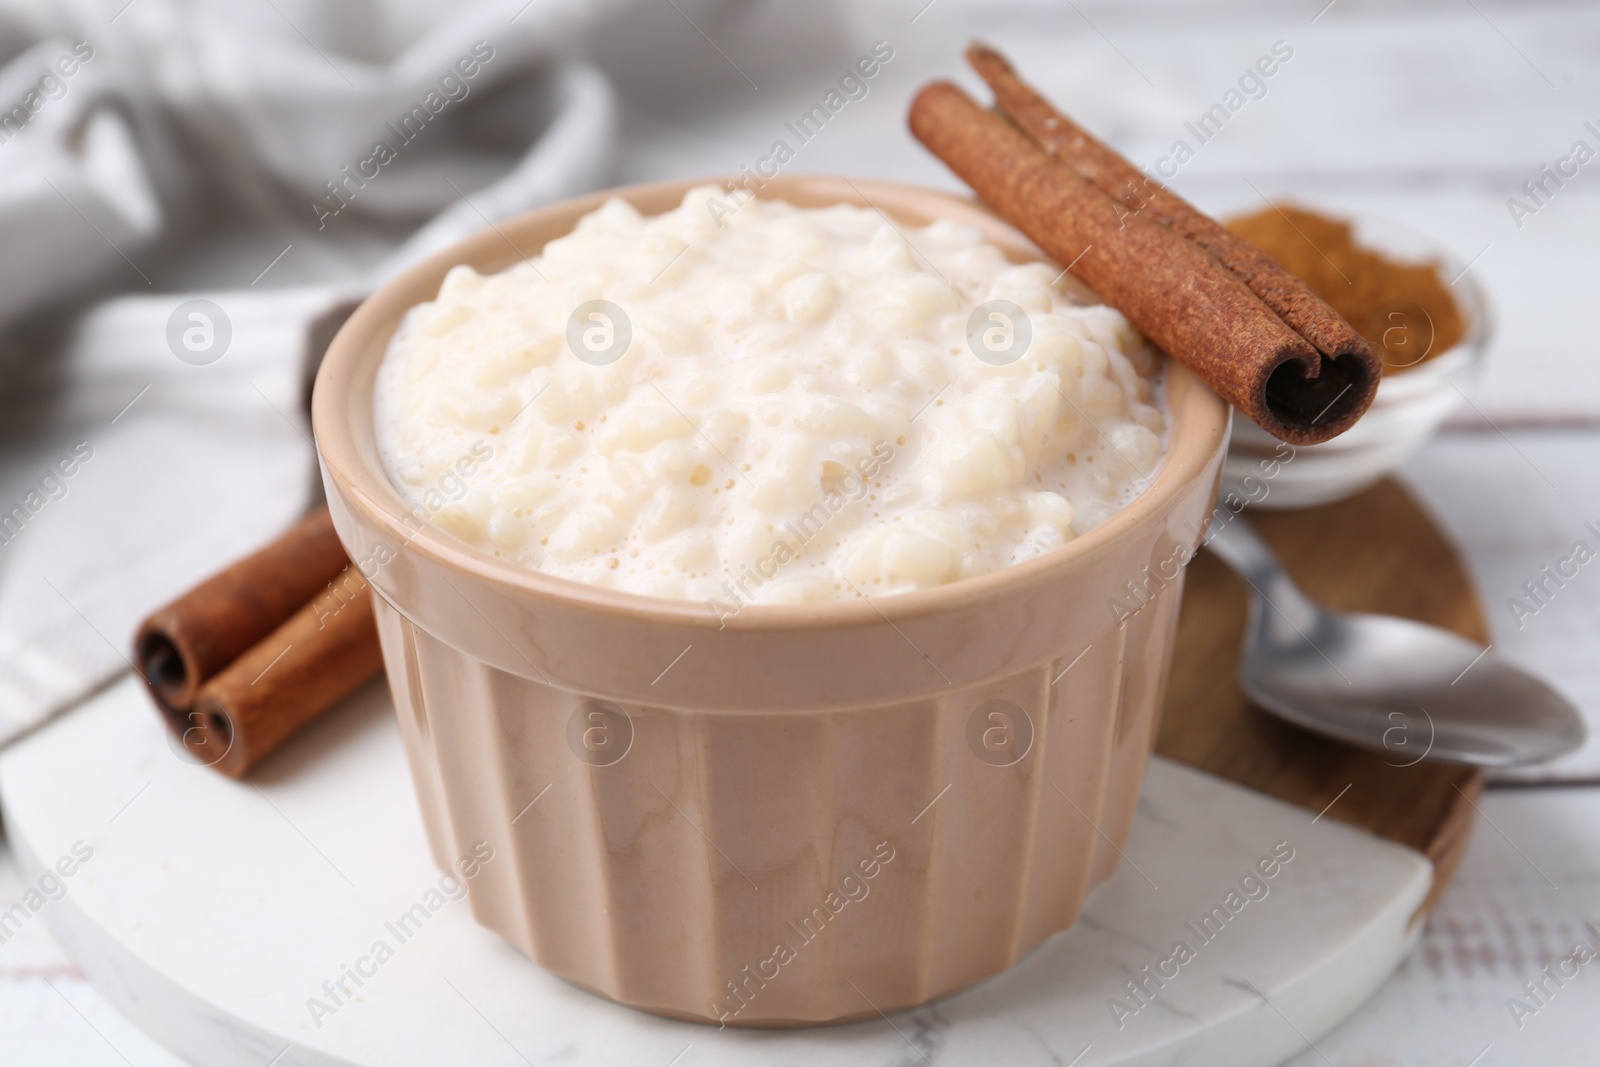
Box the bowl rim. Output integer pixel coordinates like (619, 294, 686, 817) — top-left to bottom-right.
(312, 174, 1230, 632)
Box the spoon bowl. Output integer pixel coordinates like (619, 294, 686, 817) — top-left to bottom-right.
(1206, 517, 1586, 767)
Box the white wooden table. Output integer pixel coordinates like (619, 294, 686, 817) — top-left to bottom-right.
(4, 0, 1598, 1062)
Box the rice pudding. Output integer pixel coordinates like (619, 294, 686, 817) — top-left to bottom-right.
(373, 186, 1167, 606)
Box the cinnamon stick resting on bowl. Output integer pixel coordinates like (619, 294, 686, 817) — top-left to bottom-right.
(909, 47, 1380, 444)
(134, 506, 383, 777)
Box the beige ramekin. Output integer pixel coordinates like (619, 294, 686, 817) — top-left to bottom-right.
(311, 176, 1230, 1027)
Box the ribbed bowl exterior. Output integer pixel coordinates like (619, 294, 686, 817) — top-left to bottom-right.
(313, 176, 1230, 1027)
(367, 567, 1187, 1025)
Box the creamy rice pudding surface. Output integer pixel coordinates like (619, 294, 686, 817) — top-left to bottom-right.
(373, 186, 1166, 605)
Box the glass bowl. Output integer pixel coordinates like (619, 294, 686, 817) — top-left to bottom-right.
(1221, 213, 1492, 510)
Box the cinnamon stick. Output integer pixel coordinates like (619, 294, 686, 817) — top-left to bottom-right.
(135, 505, 384, 777)
(909, 70, 1378, 443)
(966, 42, 1379, 379)
(187, 569, 382, 778)
(910, 81, 1367, 443)
(135, 506, 350, 711)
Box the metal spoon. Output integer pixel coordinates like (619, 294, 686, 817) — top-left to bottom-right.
(1204, 516, 1586, 767)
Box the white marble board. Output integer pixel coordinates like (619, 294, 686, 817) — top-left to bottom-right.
(0, 676, 1438, 1067)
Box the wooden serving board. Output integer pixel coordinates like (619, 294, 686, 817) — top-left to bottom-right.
(1161, 476, 1484, 919)
(0, 478, 1483, 1067)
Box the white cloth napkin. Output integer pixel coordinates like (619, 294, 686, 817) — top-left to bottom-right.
(0, 0, 623, 745)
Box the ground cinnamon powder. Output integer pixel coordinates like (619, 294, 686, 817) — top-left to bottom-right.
(1225, 205, 1466, 373)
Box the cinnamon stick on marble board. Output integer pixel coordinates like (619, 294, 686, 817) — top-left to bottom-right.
(190, 565, 382, 778)
(134, 505, 383, 777)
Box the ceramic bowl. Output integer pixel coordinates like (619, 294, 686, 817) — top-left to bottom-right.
(311, 175, 1230, 1026)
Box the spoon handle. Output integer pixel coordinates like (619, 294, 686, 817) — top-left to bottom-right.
(1206, 516, 1331, 646)
(1203, 515, 1308, 611)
